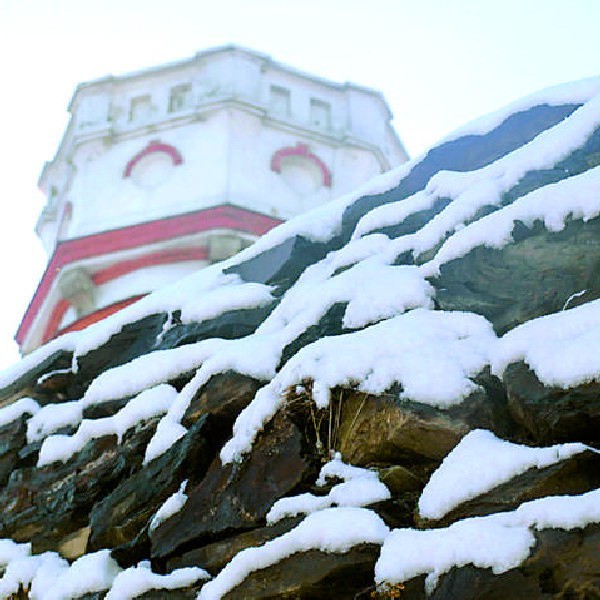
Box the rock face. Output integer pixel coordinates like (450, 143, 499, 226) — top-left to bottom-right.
(0, 81, 599, 598)
(150, 412, 312, 563)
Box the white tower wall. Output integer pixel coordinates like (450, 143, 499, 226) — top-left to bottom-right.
(20, 46, 408, 354)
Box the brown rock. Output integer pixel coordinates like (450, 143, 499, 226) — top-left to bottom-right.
(58, 526, 91, 559)
(135, 585, 203, 599)
(504, 362, 600, 445)
(151, 412, 313, 561)
(378, 465, 423, 495)
(167, 518, 302, 574)
(335, 391, 467, 468)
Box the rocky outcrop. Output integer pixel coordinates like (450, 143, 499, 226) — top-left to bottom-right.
(0, 83, 599, 598)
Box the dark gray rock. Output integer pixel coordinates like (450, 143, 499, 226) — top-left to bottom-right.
(0, 419, 157, 554)
(154, 304, 275, 351)
(341, 104, 581, 236)
(68, 313, 168, 398)
(0, 350, 72, 406)
(89, 414, 214, 565)
(181, 372, 263, 428)
(0, 415, 28, 487)
(434, 216, 600, 335)
(166, 518, 302, 575)
(225, 235, 333, 290)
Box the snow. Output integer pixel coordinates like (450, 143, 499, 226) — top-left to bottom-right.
(418, 429, 589, 520)
(562, 289, 587, 311)
(267, 453, 390, 524)
(317, 452, 378, 485)
(105, 561, 209, 600)
(144, 334, 281, 463)
(0, 397, 39, 428)
(82, 340, 229, 407)
(424, 165, 600, 275)
(221, 309, 495, 463)
(436, 75, 600, 146)
(376, 513, 535, 594)
(351, 189, 438, 240)
(254, 238, 432, 340)
(0, 539, 31, 564)
(0, 333, 79, 394)
(492, 298, 600, 387)
(143, 416, 188, 464)
(149, 480, 189, 532)
(341, 261, 434, 329)
(0, 547, 120, 600)
(198, 507, 390, 600)
(354, 94, 600, 270)
(178, 281, 274, 324)
(0, 552, 69, 599)
(43, 550, 121, 600)
(0, 271, 268, 393)
(37, 384, 177, 467)
(27, 400, 83, 444)
(376, 487, 600, 594)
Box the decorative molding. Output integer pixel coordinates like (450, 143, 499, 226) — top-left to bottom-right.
(18, 204, 282, 346)
(41, 246, 209, 343)
(58, 268, 96, 318)
(270, 142, 332, 187)
(123, 140, 183, 178)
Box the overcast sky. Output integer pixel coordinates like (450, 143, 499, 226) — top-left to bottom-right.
(0, 0, 598, 370)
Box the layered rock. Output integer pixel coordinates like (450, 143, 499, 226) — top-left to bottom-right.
(0, 78, 599, 598)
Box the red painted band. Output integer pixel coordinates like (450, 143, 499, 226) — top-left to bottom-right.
(92, 246, 209, 285)
(56, 296, 145, 338)
(18, 204, 282, 345)
(41, 247, 209, 343)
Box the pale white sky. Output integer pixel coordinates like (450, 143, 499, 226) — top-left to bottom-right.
(0, 0, 598, 370)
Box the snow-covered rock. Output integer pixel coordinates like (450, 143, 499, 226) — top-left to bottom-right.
(0, 76, 599, 598)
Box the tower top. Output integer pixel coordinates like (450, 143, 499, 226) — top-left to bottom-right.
(21, 46, 408, 353)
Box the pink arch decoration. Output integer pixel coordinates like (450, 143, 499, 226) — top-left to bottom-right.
(270, 143, 332, 187)
(123, 140, 183, 178)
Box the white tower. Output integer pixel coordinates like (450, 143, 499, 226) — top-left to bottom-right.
(18, 45, 408, 354)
